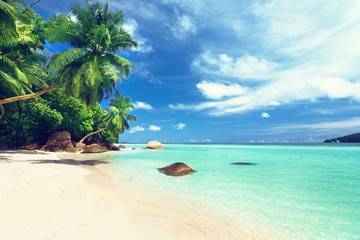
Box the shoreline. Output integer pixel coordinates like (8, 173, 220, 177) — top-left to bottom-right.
(0, 149, 283, 240)
(0, 150, 206, 240)
(59, 150, 284, 240)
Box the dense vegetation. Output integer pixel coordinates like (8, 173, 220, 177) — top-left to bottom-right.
(0, 0, 137, 148)
(323, 133, 360, 143)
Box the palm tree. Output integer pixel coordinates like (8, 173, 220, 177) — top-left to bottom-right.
(0, 0, 29, 47)
(0, 0, 137, 106)
(77, 95, 136, 144)
(0, 0, 48, 118)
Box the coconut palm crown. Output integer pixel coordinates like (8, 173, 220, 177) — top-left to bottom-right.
(47, 0, 137, 106)
(77, 94, 136, 144)
(105, 95, 136, 134)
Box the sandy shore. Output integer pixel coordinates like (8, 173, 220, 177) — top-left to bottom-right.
(0, 150, 208, 240)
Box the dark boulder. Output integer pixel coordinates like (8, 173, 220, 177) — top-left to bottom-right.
(42, 131, 77, 153)
(158, 162, 195, 176)
(20, 143, 40, 151)
(107, 144, 120, 151)
(82, 143, 108, 153)
(119, 145, 126, 149)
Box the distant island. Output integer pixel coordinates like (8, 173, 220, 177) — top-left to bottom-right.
(323, 133, 360, 143)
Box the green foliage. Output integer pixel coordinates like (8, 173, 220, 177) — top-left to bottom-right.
(0, 1, 137, 148)
(105, 95, 136, 134)
(0, 100, 62, 147)
(0, 0, 48, 119)
(42, 88, 94, 141)
(0, 88, 124, 147)
(46, 0, 137, 106)
(90, 103, 118, 144)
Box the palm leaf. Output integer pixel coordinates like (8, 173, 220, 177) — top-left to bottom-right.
(0, 29, 18, 47)
(0, 56, 30, 87)
(106, 54, 135, 78)
(49, 48, 87, 72)
(46, 24, 87, 48)
(70, 2, 95, 30)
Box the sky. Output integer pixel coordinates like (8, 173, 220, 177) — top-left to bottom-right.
(29, 0, 360, 143)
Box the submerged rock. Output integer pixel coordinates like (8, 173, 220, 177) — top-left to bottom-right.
(82, 143, 108, 153)
(144, 141, 165, 150)
(231, 162, 254, 165)
(158, 162, 194, 176)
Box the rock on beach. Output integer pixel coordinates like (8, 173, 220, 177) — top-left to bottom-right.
(143, 141, 165, 150)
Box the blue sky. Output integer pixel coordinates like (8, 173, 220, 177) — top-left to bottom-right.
(30, 0, 360, 143)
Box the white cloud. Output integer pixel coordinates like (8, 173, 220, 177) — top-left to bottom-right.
(149, 125, 161, 131)
(134, 101, 153, 110)
(169, 12, 197, 39)
(192, 52, 279, 80)
(261, 112, 270, 118)
(304, 137, 322, 143)
(129, 126, 145, 133)
(174, 123, 186, 130)
(123, 19, 153, 53)
(202, 139, 211, 143)
(196, 81, 248, 99)
(270, 117, 360, 133)
(164, 1, 360, 116)
(169, 103, 186, 110)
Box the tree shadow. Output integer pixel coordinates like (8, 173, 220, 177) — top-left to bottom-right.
(30, 159, 109, 166)
(0, 156, 11, 162)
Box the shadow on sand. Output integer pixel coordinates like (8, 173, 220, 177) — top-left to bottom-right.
(30, 159, 109, 166)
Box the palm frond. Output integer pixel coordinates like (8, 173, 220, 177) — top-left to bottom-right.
(25, 74, 48, 89)
(106, 54, 135, 78)
(92, 24, 111, 49)
(49, 48, 87, 72)
(46, 25, 87, 48)
(0, 56, 30, 87)
(0, 29, 18, 47)
(0, 69, 27, 97)
(0, 0, 30, 30)
(0, 104, 4, 119)
(70, 2, 95, 30)
(109, 27, 137, 52)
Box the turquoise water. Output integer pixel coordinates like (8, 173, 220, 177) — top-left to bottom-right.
(109, 144, 360, 239)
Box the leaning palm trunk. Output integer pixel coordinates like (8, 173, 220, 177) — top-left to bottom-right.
(0, 80, 68, 105)
(77, 125, 109, 144)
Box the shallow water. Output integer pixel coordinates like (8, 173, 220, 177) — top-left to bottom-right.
(108, 144, 360, 240)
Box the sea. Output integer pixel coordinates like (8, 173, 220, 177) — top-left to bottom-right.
(105, 144, 360, 240)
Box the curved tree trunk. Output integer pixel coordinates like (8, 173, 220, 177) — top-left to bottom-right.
(78, 125, 109, 144)
(0, 81, 67, 105)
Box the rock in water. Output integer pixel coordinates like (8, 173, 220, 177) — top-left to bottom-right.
(42, 131, 76, 152)
(158, 162, 194, 176)
(82, 143, 108, 153)
(231, 162, 255, 165)
(107, 144, 120, 151)
(144, 141, 165, 150)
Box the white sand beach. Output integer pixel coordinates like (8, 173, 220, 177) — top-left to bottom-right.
(0, 150, 209, 240)
(0, 150, 261, 240)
